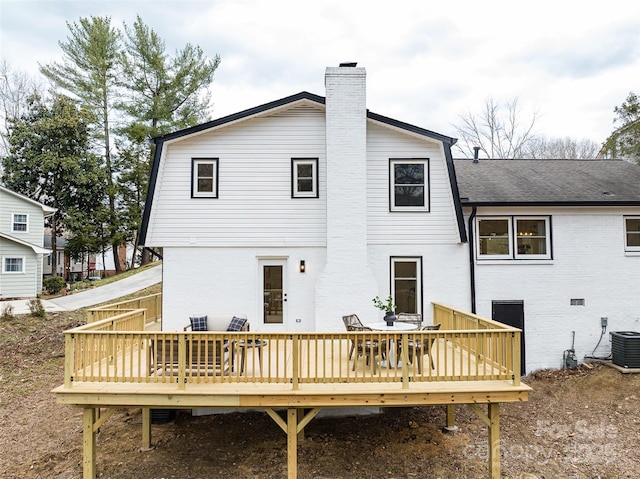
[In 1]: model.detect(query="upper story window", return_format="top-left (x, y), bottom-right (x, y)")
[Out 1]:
top-left (291, 158), bottom-right (318, 198)
top-left (477, 216), bottom-right (551, 260)
top-left (625, 217), bottom-right (640, 251)
top-left (390, 159), bottom-right (429, 212)
top-left (12, 213), bottom-right (28, 233)
top-left (3, 257), bottom-right (25, 273)
top-left (191, 158), bottom-right (218, 198)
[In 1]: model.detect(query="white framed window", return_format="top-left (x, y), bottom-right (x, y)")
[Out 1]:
top-left (477, 216), bottom-right (551, 260)
top-left (3, 257), bottom-right (25, 273)
top-left (390, 159), bottom-right (429, 212)
top-left (11, 213), bottom-right (28, 233)
top-left (478, 217), bottom-right (512, 258)
top-left (291, 158), bottom-right (318, 198)
top-left (625, 216), bottom-right (640, 252)
top-left (515, 217), bottom-right (550, 259)
top-left (391, 257), bottom-right (422, 315)
top-left (191, 158), bottom-right (218, 198)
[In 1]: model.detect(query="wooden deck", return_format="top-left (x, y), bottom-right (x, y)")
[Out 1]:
top-left (53, 297), bottom-right (530, 479)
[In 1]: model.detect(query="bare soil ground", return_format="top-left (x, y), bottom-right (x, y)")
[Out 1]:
top-left (1, 300), bottom-right (639, 479)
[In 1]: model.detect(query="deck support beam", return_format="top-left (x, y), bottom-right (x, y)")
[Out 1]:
top-left (488, 403), bottom-right (500, 479)
top-left (83, 408), bottom-right (97, 479)
top-left (141, 408), bottom-right (152, 450)
top-left (287, 409), bottom-right (297, 479)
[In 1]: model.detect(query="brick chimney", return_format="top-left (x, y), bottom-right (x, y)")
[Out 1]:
top-left (315, 63), bottom-right (378, 330)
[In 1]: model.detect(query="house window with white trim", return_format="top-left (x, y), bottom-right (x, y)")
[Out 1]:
top-left (625, 217), bottom-right (640, 251)
top-left (291, 158), bottom-right (318, 198)
top-left (477, 216), bottom-right (551, 260)
top-left (391, 257), bottom-right (422, 315)
top-left (390, 159), bottom-right (429, 211)
top-left (3, 257), bottom-right (25, 273)
top-left (11, 213), bottom-right (28, 232)
top-left (478, 218), bottom-right (512, 258)
top-left (191, 158), bottom-right (218, 198)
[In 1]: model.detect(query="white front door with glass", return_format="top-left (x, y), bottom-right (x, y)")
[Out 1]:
top-left (259, 259), bottom-right (288, 329)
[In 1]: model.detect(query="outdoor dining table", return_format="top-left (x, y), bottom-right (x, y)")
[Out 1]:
top-left (367, 321), bottom-right (419, 368)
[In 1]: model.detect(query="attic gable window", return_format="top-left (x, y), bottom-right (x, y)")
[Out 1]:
top-left (291, 158), bottom-right (318, 198)
top-left (11, 213), bottom-right (28, 233)
top-left (390, 159), bottom-right (430, 212)
top-left (191, 158), bottom-right (218, 198)
top-left (625, 217), bottom-right (640, 251)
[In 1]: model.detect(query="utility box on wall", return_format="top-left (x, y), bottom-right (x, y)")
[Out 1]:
top-left (610, 331), bottom-right (640, 368)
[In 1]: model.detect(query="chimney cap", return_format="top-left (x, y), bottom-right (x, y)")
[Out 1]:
top-left (339, 62), bottom-right (357, 67)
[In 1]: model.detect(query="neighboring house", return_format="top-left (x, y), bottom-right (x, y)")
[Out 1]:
top-left (140, 64), bottom-right (640, 373)
top-left (0, 185), bottom-right (55, 298)
top-left (43, 235), bottom-right (96, 282)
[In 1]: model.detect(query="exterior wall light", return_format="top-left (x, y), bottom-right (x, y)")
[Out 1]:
top-left (299, 260), bottom-right (306, 273)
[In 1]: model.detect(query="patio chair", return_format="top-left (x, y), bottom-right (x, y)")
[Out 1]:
top-left (342, 314), bottom-right (364, 329)
top-left (404, 323), bottom-right (441, 373)
top-left (346, 324), bottom-right (386, 374)
top-left (396, 312), bottom-right (422, 328)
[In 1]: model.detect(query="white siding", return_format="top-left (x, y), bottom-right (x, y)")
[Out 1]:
top-left (366, 122), bottom-right (461, 245)
top-left (146, 104), bottom-right (327, 247)
top-left (471, 206), bottom-right (640, 373)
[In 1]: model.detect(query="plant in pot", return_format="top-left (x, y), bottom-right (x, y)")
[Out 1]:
top-left (372, 295), bottom-right (397, 326)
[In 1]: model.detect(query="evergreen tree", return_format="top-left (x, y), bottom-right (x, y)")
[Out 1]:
top-left (601, 92), bottom-right (640, 164)
top-left (39, 16), bottom-right (126, 271)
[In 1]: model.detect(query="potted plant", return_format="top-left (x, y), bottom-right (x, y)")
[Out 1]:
top-left (372, 295), bottom-right (397, 326)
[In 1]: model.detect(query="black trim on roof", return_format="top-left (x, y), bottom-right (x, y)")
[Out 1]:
top-left (153, 92), bottom-right (326, 144)
top-left (366, 111), bottom-right (457, 145)
top-left (462, 200), bottom-right (640, 207)
top-left (444, 147), bottom-right (468, 243)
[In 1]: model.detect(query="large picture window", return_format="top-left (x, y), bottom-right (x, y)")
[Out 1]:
top-left (390, 159), bottom-right (429, 212)
top-left (3, 257), bottom-right (25, 273)
top-left (477, 216), bottom-right (551, 260)
top-left (11, 213), bottom-right (28, 233)
top-left (191, 158), bottom-right (218, 198)
top-left (391, 257), bottom-right (422, 315)
top-left (291, 158), bottom-right (318, 198)
top-left (625, 217), bottom-right (640, 251)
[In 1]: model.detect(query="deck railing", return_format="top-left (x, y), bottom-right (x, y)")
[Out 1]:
top-left (62, 301), bottom-right (521, 390)
top-left (86, 293), bottom-right (162, 324)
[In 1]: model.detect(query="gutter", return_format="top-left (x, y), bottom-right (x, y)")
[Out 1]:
top-left (468, 206), bottom-right (477, 314)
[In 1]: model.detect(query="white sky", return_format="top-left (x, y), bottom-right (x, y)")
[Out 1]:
top-left (1, 0), bottom-right (639, 146)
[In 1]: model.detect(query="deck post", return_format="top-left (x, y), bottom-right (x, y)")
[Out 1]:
top-left (141, 408), bottom-right (152, 450)
top-left (83, 407), bottom-right (97, 479)
top-left (444, 404), bottom-right (458, 433)
top-left (287, 408), bottom-right (298, 479)
top-left (488, 403), bottom-right (500, 479)
top-left (297, 409), bottom-right (305, 441)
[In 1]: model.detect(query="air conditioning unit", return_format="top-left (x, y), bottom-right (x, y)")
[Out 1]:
top-left (610, 331), bottom-right (640, 368)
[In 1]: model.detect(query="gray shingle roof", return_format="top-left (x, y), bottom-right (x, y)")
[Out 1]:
top-left (453, 159), bottom-right (640, 205)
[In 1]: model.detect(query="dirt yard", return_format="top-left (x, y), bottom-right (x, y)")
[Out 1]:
top-left (1, 302), bottom-right (639, 479)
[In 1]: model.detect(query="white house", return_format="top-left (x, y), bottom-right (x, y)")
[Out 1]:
top-left (140, 64), bottom-right (640, 373)
top-left (0, 185), bottom-right (54, 298)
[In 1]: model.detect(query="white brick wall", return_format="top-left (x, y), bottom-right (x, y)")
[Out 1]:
top-left (471, 207), bottom-right (640, 372)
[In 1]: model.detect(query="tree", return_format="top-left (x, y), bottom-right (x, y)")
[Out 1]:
top-left (39, 16), bottom-right (126, 272)
top-left (600, 92), bottom-right (640, 164)
top-left (0, 61), bottom-right (44, 162)
top-left (521, 136), bottom-right (600, 159)
top-left (453, 97), bottom-right (538, 159)
top-left (1, 93), bottom-right (107, 277)
top-left (119, 15), bottom-right (220, 263)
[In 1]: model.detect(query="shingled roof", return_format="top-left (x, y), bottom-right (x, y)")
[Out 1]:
top-left (453, 159), bottom-right (640, 206)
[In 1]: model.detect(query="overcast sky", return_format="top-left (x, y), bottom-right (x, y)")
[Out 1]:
top-left (1, 0), bottom-right (639, 147)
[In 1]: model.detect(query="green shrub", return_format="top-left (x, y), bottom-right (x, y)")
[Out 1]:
top-left (44, 276), bottom-right (67, 294)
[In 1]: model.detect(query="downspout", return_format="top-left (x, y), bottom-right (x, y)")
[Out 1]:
top-left (468, 206), bottom-right (477, 314)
